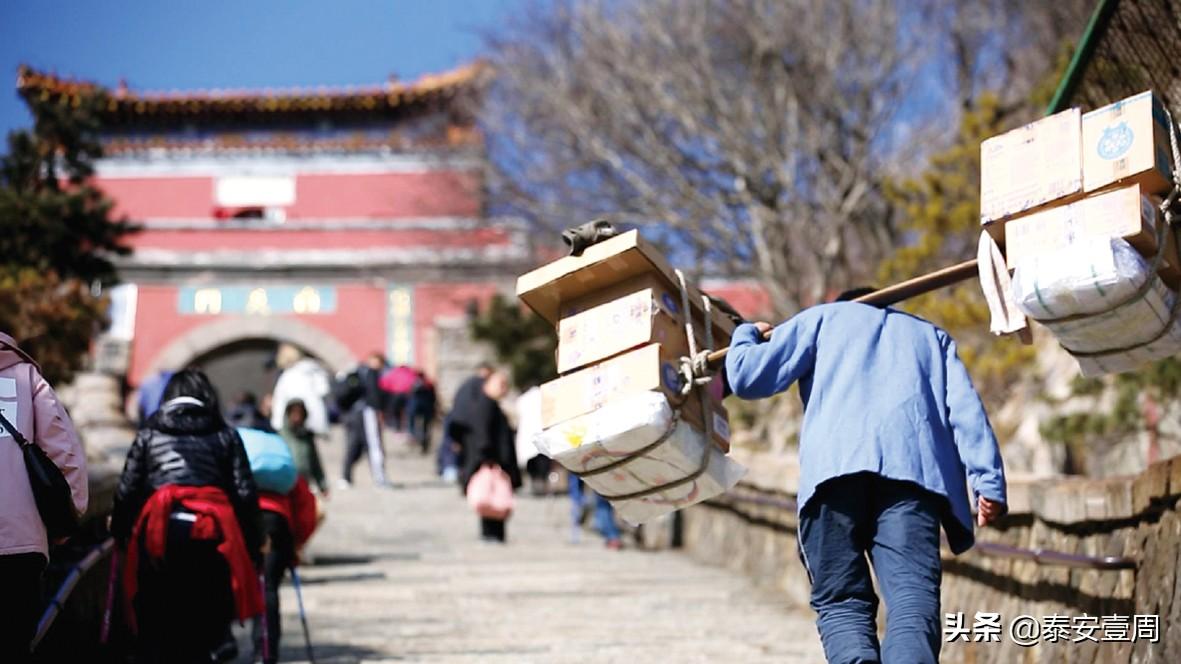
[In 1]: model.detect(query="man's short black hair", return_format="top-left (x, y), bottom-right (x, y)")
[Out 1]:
top-left (834, 287), bottom-right (878, 303)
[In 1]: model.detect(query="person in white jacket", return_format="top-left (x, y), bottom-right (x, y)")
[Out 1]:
top-left (270, 345), bottom-right (330, 436)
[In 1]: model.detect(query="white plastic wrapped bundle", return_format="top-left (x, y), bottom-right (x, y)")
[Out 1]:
top-left (1011, 238), bottom-right (1152, 320)
top-left (1011, 237), bottom-right (1181, 376)
top-left (1075, 322), bottom-right (1181, 376)
top-left (535, 392), bottom-right (747, 524)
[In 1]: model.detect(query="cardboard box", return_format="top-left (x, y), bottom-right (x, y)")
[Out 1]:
top-left (1005, 184), bottom-right (1180, 290)
top-left (556, 274), bottom-right (726, 374)
top-left (980, 108), bottom-right (1083, 225)
top-left (1005, 185), bottom-right (1154, 268)
top-left (539, 343), bottom-right (730, 451)
top-left (516, 230), bottom-right (736, 340)
top-left (1082, 91), bottom-right (1174, 195)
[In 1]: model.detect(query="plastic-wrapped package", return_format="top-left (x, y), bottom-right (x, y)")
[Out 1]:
top-left (535, 392), bottom-right (747, 524)
top-left (1043, 274), bottom-right (1176, 353)
top-left (1075, 320), bottom-right (1181, 376)
top-left (1011, 237), bottom-right (1153, 320)
top-left (1010, 236), bottom-right (1181, 376)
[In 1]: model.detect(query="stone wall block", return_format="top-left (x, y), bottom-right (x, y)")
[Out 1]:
top-left (1105, 481), bottom-right (1135, 520)
top-left (1169, 456), bottom-right (1181, 500)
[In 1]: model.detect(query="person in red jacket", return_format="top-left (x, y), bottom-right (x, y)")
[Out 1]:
top-left (253, 475), bottom-right (318, 664)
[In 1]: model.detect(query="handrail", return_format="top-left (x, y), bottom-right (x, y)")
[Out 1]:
top-left (715, 489), bottom-right (1137, 571)
top-left (972, 540), bottom-right (1134, 570)
top-left (31, 537), bottom-right (116, 650)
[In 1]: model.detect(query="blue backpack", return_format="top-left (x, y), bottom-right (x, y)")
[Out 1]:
top-left (237, 427), bottom-right (297, 494)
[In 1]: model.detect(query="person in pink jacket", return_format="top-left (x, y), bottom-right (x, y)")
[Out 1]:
top-left (0, 333), bottom-right (88, 662)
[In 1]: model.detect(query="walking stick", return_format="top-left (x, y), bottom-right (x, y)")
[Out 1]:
top-left (704, 259), bottom-right (979, 370)
top-left (290, 566), bottom-right (316, 664)
top-left (258, 573), bottom-right (271, 662)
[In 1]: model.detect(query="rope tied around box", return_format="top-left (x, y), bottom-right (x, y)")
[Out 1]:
top-left (1032, 104), bottom-right (1181, 365)
top-left (575, 269), bottom-right (720, 503)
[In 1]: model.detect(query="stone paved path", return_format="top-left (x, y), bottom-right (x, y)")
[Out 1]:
top-left (255, 435), bottom-right (823, 663)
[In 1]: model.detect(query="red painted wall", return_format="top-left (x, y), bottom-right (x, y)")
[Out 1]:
top-left (702, 280), bottom-right (774, 320)
top-left (100, 177), bottom-right (213, 219)
top-left (110, 163), bottom-right (498, 384)
top-left (98, 171), bottom-right (480, 220)
top-left (412, 282), bottom-right (501, 377)
top-left (291, 172), bottom-right (479, 218)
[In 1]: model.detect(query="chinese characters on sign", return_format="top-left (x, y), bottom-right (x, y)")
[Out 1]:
top-left (944, 612), bottom-right (1159, 647)
top-left (387, 286), bottom-right (414, 366)
top-left (180, 286), bottom-right (336, 315)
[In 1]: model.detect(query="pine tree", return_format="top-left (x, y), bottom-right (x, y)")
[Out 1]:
top-left (0, 71), bottom-right (136, 383)
top-left (878, 94), bottom-right (1036, 409)
top-left (469, 294), bottom-right (557, 390)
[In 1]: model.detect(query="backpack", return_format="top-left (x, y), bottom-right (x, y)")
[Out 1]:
top-left (331, 371), bottom-right (364, 412)
top-left (237, 427), bottom-right (297, 494)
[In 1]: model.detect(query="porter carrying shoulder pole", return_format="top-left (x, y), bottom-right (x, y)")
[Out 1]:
top-left (704, 259), bottom-right (979, 369)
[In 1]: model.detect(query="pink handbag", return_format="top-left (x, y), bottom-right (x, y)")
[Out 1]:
top-left (467, 464), bottom-right (514, 519)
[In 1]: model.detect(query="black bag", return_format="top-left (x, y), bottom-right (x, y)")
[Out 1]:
top-left (0, 408), bottom-right (78, 541)
top-left (331, 371), bottom-right (364, 412)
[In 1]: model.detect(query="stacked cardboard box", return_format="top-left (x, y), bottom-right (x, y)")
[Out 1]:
top-left (982, 90), bottom-right (1180, 375)
top-left (516, 230), bottom-right (745, 521)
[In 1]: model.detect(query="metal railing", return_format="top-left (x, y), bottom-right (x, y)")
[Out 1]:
top-left (716, 489), bottom-right (1138, 571)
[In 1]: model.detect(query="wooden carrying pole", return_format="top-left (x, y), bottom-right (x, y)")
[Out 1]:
top-left (704, 258), bottom-right (980, 368)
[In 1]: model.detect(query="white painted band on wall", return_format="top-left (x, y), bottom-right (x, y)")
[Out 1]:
top-left (214, 176), bottom-right (296, 207)
top-left (94, 152), bottom-right (482, 178)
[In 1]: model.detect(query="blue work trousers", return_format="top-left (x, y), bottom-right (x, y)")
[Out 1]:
top-left (569, 476), bottom-right (621, 542)
top-left (798, 472), bottom-right (944, 664)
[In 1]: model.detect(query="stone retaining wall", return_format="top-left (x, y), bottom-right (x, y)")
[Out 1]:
top-left (679, 453), bottom-right (1181, 663)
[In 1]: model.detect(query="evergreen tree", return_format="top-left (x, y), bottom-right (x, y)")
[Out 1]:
top-left (0, 70), bottom-right (136, 383)
top-left (469, 294), bottom-right (557, 390)
top-left (878, 94), bottom-right (1036, 410)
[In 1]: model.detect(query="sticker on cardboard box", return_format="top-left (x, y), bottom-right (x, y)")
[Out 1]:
top-left (660, 292), bottom-right (681, 315)
top-left (1097, 122), bottom-right (1135, 160)
top-left (712, 412), bottom-right (731, 443)
top-left (661, 362), bottom-right (684, 393)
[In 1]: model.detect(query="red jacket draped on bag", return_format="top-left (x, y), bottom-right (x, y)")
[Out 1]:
top-left (123, 484), bottom-right (263, 629)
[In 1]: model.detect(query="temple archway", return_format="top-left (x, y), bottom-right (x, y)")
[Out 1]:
top-left (144, 316), bottom-right (355, 380)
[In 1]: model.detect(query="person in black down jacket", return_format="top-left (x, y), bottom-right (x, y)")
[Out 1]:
top-left (110, 369), bottom-right (263, 664)
top-left (456, 370), bottom-right (521, 543)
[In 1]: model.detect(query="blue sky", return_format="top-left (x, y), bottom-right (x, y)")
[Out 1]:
top-left (0, 1), bottom-right (521, 136)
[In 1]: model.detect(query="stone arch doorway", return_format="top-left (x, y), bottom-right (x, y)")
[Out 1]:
top-left (191, 338), bottom-right (284, 410)
top-left (144, 317), bottom-right (356, 403)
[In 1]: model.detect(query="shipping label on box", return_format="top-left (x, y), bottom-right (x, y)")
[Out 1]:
top-left (980, 108), bottom-right (1082, 224)
top-left (1005, 184), bottom-right (1157, 269)
top-left (557, 275), bottom-right (713, 374)
top-left (1082, 90), bottom-right (1174, 195)
top-left (539, 342), bottom-right (729, 449)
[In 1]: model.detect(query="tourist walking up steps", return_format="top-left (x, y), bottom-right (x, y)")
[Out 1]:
top-left (440, 362), bottom-right (492, 483)
top-left (270, 344), bottom-right (331, 437)
top-left (456, 370), bottom-right (521, 543)
top-left (407, 370), bottom-right (437, 455)
top-left (341, 352), bottom-right (390, 488)
top-left (568, 476), bottom-right (622, 549)
top-left (0, 333), bottom-right (88, 664)
top-left (110, 369), bottom-right (264, 664)
top-left (280, 398), bottom-right (329, 495)
top-left (725, 289), bottom-right (1007, 664)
